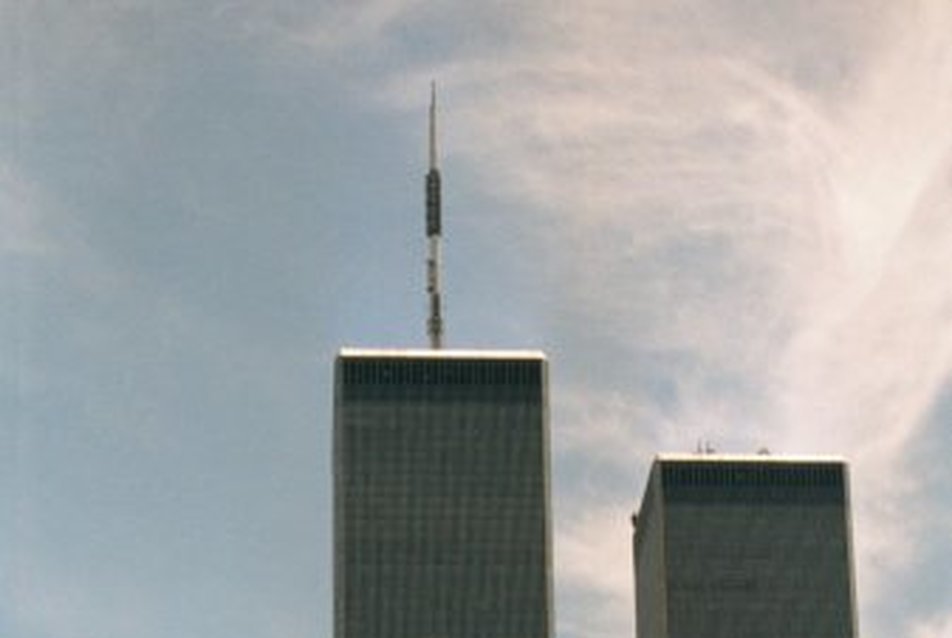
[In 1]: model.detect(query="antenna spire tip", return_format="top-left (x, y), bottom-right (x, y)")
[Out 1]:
top-left (428, 81), bottom-right (438, 171)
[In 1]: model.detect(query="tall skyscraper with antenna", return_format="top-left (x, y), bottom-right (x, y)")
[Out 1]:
top-left (333, 86), bottom-right (553, 638)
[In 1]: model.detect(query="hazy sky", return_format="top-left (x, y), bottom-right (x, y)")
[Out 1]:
top-left (3, 2), bottom-right (952, 637)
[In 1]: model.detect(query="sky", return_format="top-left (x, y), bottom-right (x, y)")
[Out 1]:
top-left (3, 1), bottom-right (952, 637)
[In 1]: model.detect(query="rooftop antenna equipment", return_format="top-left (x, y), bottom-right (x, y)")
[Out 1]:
top-left (425, 82), bottom-right (443, 348)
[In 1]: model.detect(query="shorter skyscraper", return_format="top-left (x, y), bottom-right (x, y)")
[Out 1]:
top-left (633, 454), bottom-right (858, 638)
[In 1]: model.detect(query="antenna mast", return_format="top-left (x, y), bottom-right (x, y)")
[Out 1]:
top-left (425, 82), bottom-right (443, 349)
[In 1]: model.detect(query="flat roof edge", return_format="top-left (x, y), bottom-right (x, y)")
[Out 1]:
top-left (654, 452), bottom-right (849, 464)
top-left (338, 347), bottom-right (547, 360)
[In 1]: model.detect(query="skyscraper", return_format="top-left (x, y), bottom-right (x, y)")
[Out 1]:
top-left (633, 454), bottom-right (858, 638)
top-left (333, 349), bottom-right (553, 638)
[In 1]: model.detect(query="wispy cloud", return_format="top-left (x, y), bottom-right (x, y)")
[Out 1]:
top-left (0, 165), bottom-right (52, 258)
top-left (333, 2), bottom-right (952, 636)
top-left (189, 1), bottom-right (952, 636)
top-left (291, 0), bottom-right (428, 53)
top-left (554, 503), bottom-right (636, 638)
top-left (912, 611), bottom-right (952, 638)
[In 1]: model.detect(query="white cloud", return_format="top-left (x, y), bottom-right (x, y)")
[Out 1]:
top-left (412, 3), bottom-right (952, 636)
top-left (911, 611), bottom-right (952, 638)
top-left (236, 1), bottom-right (952, 636)
top-left (553, 502), bottom-right (635, 638)
top-left (0, 165), bottom-right (53, 258)
top-left (278, 0), bottom-right (429, 56)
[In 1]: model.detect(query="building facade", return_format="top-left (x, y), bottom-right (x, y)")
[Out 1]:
top-left (633, 455), bottom-right (858, 638)
top-left (334, 349), bottom-right (553, 638)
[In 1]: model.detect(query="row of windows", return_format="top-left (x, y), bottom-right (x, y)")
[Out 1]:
top-left (339, 358), bottom-right (543, 387)
top-left (339, 561), bottom-right (550, 638)
top-left (343, 545), bottom-right (545, 564)
top-left (340, 386), bottom-right (541, 404)
top-left (342, 605), bottom-right (546, 638)
top-left (662, 462), bottom-right (844, 490)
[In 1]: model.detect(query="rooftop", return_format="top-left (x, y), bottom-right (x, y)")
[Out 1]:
top-left (338, 347), bottom-right (546, 360)
top-left (654, 452), bottom-right (848, 465)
